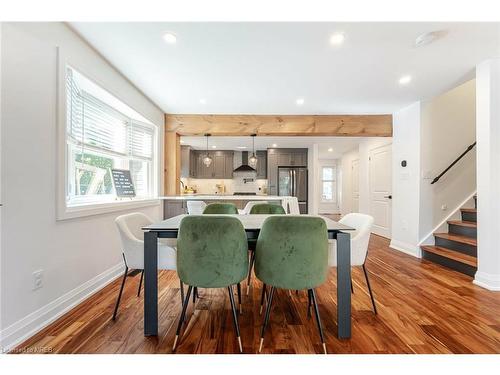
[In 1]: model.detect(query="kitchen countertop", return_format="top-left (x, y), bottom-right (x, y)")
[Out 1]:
top-left (159, 195), bottom-right (290, 201)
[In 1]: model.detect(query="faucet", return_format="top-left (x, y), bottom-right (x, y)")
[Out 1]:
top-left (180, 180), bottom-right (185, 193)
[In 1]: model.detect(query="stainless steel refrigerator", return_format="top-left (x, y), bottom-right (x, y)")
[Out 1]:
top-left (278, 167), bottom-right (308, 213)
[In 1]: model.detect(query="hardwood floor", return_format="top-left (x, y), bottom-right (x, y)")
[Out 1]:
top-left (15, 235), bottom-right (500, 354)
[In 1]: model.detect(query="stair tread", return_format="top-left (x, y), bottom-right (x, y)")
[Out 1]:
top-left (421, 245), bottom-right (477, 267)
top-left (460, 208), bottom-right (476, 213)
top-left (447, 220), bottom-right (477, 228)
top-left (434, 232), bottom-right (477, 246)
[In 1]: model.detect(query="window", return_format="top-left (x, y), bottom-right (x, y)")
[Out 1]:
top-left (65, 67), bottom-right (157, 208)
top-left (321, 166), bottom-right (337, 202)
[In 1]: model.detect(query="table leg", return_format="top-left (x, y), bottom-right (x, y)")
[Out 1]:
top-left (144, 231), bottom-right (158, 336)
top-left (336, 231), bottom-right (351, 339)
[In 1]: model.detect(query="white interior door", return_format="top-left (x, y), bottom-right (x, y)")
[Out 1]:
top-left (351, 159), bottom-right (359, 213)
top-left (369, 144), bottom-right (392, 238)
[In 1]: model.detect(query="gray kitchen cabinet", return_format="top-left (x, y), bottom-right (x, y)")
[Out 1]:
top-left (164, 200), bottom-right (187, 219)
top-left (256, 150), bottom-right (267, 179)
top-left (267, 148), bottom-right (307, 195)
top-left (189, 150), bottom-right (234, 179)
top-left (180, 146), bottom-right (191, 178)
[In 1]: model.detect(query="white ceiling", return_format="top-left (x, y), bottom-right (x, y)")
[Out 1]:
top-left (181, 136), bottom-right (366, 159)
top-left (70, 22), bottom-right (499, 114)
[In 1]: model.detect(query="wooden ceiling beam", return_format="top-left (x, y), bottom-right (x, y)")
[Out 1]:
top-left (165, 114), bottom-right (392, 137)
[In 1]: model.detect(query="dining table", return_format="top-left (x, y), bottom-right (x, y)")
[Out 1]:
top-left (142, 214), bottom-right (354, 339)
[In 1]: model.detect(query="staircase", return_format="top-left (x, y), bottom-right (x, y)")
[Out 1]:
top-left (421, 196), bottom-right (477, 277)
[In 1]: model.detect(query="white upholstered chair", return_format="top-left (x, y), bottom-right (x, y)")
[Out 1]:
top-left (113, 212), bottom-right (180, 320)
top-left (187, 201), bottom-right (207, 215)
top-left (328, 213), bottom-right (377, 313)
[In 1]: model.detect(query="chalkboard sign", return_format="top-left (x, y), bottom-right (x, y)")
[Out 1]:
top-left (111, 169), bottom-right (136, 197)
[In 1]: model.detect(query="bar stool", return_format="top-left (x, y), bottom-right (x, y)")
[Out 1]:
top-left (173, 216), bottom-right (249, 353)
top-left (255, 216), bottom-right (329, 354)
top-left (245, 203), bottom-right (286, 295)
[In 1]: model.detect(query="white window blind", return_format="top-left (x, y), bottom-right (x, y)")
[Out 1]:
top-left (67, 68), bottom-right (154, 160)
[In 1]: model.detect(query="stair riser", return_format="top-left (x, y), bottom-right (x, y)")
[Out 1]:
top-left (434, 237), bottom-right (477, 257)
top-left (461, 211), bottom-right (477, 222)
top-left (448, 224), bottom-right (477, 238)
top-left (422, 250), bottom-right (477, 277)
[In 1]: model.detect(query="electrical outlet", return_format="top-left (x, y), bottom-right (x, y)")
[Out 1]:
top-left (33, 270), bottom-right (43, 290)
top-left (441, 204), bottom-right (447, 211)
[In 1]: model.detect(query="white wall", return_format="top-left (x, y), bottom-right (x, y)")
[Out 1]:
top-left (419, 80), bottom-right (476, 243)
top-left (0, 22), bottom-right (165, 349)
top-left (390, 102), bottom-right (421, 257)
top-left (308, 144), bottom-right (319, 215)
top-left (474, 59), bottom-right (500, 291)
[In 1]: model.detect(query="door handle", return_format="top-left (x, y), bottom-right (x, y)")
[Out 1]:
top-left (384, 195), bottom-right (392, 199)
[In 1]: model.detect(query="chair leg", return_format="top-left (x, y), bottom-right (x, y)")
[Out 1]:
top-left (351, 277), bottom-right (354, 294)
top-left (227, 286), bottom-right (243, 353)
top-left (173, 285), bottom-right (193, 351)
top-left (137, 270), bottom-right (144, 297)
top-left (363, 264), bottom-right (377, 314)
top-left (259, 286), bottom-right (275, 353)
top-left (179, 280), bottom-right (185, 305)
top-left (310, 289), bottom-right (327, 354)
top-left (112, 266), bottom-right (128, 320)
top-left (307, 289), bottom-right (312, 319)
top-left (259, 283), bottom-right (267, 315)
top-left (236, 283), bottom-right (242, 315)
top-left (193, 287), bottom-right (197, 304)
top-left (246, 251), bottom-right (255, 296)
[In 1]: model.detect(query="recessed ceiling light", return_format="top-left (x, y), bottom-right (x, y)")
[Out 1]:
top-left (162, 32), bottom-right (177, 44)
top-left (330, 32), bottom-right (345, 45)
top-left (272, 143), bottom-right (277, 147)
top-left (199, 98), bottom-right (207, 104)
top-left (211, 145), bottom-right (217, 149)
top-left (399, 75), bottom-right (412, 85)
top-left (328, 148), bottom-right (333, 152)
top-left (237, 146), bottom-right (247, 149)
top-left (296, 98), bottom-right (305, 106)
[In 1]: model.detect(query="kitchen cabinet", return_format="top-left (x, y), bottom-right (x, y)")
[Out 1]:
top-left (164, 200), bottom-right (187, 219)
top-left (256, 151), bottom-right (267, 179)
top-left (267, 148), bottom-right (308, 195)
top-left (189, 150), bottom-right (234, 179)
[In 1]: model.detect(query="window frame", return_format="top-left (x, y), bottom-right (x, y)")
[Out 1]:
top-left (320, 165), bottom-right (337, 203)
top-left (56, 49), bottom-right (161, 220)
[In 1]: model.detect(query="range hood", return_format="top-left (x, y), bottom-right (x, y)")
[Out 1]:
top-left (233, 151), bottom-right (256, 173)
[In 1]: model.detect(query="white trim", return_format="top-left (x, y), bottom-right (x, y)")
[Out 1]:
top-left (474, 271), bottom-right (500, 291)
top-left (389, 239), bottom-right (421, 258)
top-left (59, 198), bottom-right (161, 220)
top-left (418, 190), bottom-right (477, 246)
top-left (0, 263), bottom-right (124, 353)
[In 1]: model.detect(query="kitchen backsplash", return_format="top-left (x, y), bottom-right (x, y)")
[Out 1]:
top-left (181, 176), bottom-right (268, 195)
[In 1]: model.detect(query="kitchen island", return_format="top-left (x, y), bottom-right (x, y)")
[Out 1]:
top-left (160, 195), bottom-right (298, 218)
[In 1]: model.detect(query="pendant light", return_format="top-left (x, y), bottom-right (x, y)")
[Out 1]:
top-left (202, 133), bottom-right (213, 167)
top-left (248, 134), bottom-right (258, 168)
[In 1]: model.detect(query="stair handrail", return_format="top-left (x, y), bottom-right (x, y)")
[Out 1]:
top-left (431, 142), bottom-right (476, 184)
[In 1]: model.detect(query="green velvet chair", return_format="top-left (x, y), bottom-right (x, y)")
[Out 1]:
top-left (249, 203), bottom-right (286, 215)
top-left (245, 203), bottom-right (286, 295)
top-left (173, 216), bottom-right (248, 353)
top-left (202, 202), bottom-right (238, 214)
top-left (255, 216), bottom-right (329, 354)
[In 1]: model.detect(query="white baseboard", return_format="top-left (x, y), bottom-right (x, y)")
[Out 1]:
top-left (389, 239), bottom-right (422, 258)
top-left (473, 271), bottom-right (500, 291)
top-left (0, 262), bottom-right (124, 352)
